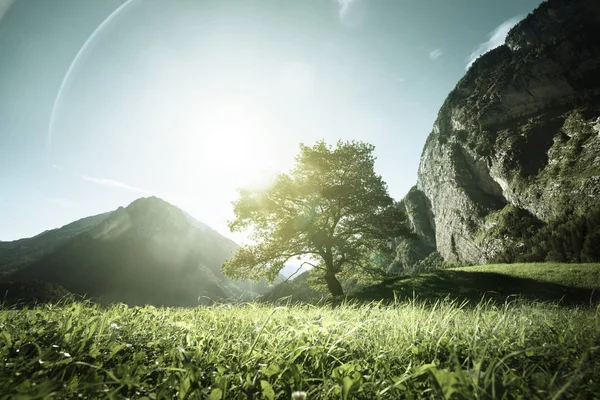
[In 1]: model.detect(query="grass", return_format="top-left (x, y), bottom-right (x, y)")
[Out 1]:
top-left (354, 263), bottom-right (600, 305)
top-left (1, 263), bottom-right (600, 399)
top-left (1, 299), bottom-right (599, 399)
top-left (453, 263), bottom-right (600, 290)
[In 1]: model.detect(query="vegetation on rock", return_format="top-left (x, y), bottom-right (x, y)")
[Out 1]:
top-left (411, 0), bottom-right (600, 264)
top-left (490, 206), bottom-right (600, 264)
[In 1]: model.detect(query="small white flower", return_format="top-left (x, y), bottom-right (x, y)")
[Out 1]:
top-left (292, 391), bottom-right (307, 400)
top-left (110, 323), bottom-right (121, 330)
top-left (63, 352), bottom-right (71, 358)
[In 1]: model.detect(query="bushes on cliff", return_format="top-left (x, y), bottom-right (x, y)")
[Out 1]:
top-left (484, 205), bottom-right (544, 242)
top-left (542, 207), bottom-right (600, 262)
top-left (492, 206), bottom-right (600, 263)
top-left (389, 251), bottom-right (453, 276)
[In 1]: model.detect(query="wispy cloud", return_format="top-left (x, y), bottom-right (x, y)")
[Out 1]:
top-left (465, 15), bottom-right (523, 70)
top-left (429, 48), bottom-right (443, 61)
top-left (82, 175), bottom-right (151, 195)
top-left (81, 174), bottom-right (184, 204)
top-left (52, 164), bottom-right (64, 171)
top-left (45, 197), bottom-right (77, 208)
top-left (0, 0), bottom-right (15, 23)
top-left (336, 0), bottom-right (355, 20)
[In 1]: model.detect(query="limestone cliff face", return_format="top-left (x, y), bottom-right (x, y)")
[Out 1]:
top-left (392, 187), bottom-right (436, 269)
top-left (413, 0), bottom-right (600, 264)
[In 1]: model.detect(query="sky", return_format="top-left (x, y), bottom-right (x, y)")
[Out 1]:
top-left (0, 0), bottom-right (543, 242)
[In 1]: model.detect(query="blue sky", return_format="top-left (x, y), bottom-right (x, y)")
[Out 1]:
top-left (0, 0), bottom-right (543, 242)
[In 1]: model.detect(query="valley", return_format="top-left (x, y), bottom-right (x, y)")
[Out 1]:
top-left (1, 0), bottom-right (599, 398)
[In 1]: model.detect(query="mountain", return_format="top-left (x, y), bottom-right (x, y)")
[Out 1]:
top-left (399, 0), bottom-right (600, 266)
top-left (0, 280), bottom-right (76, 308)
top-left (0, 212), bottom-right (111, 275)
top-left (4, 197), bottom-right (274, 306)
top-left (258, 271), bottom-right (325, 303)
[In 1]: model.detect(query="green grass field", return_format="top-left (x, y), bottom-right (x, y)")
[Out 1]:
top-left (453, 263), bottom-right (600, 289)
top-left (1, 263), bottom-right (600, 399)
top-left (354, 263), bottom-right (600, 306)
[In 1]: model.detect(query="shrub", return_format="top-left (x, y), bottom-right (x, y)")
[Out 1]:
top-left (390, 252), bottom-right (452, 276)
top-left (491, 206), bottom-right (600, 263)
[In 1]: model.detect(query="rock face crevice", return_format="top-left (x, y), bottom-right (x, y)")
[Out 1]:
top-left (406, 0), bottom-right (600, 264)
top-left (402, 186), bottom-right (436, 250)
top-left (390, 187), bottom-right (437, 270)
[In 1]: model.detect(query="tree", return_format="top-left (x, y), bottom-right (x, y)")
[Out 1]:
top-left (222, 140), bottom-right (413, 297)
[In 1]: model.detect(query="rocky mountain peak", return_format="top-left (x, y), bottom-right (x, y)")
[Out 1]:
top-left (401, 0), bottom-right (600, 265)
top-left (91, 197), bottom-right (195, 241)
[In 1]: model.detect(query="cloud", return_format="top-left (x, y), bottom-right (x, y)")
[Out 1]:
top-left (429, 48), bottom-right (443, 61)
top-left (336, 0), bottom-right (366, 26)
top-left (336, 0), bottom-right (355, 20)
top-left (45, 197), bottom-right (77, 208)
top-left (81, 175), bottom-right (184, 204)
top-left (0, 0), bottom-right (15, 23)
top-left (82, 175), bottom-right (151, 195)
top-left (465, 15), bottom-right (523, 70)
top-left (52, 164), bottom-right (64, 171)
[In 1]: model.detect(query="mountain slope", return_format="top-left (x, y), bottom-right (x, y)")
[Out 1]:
top-left (7, 197), bottom-right (272, 306)
top-left (353, 263), bottom-right (600, 305)
top-left (402, 0), bottom-right (600, 265)
top-left (0, 212), bottom-right (111, 275)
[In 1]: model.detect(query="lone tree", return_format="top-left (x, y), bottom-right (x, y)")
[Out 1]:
top-left (223, 140), bottom-right (412, 296)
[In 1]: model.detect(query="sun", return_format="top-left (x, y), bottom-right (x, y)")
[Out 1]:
top-left (176, 95), bottom-right (278, 190)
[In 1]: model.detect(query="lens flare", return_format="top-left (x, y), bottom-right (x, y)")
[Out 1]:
top-left (47, 0), bottom-right (141, 162)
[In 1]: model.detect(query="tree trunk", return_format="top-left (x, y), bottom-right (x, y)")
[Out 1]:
top-left (322, 248), bottom-right (344, 297)
top-left (324, 272), bottom-right (344, 297)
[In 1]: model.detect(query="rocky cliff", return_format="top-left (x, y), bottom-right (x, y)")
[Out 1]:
top-left (404, 0), bottom-right (600, 264)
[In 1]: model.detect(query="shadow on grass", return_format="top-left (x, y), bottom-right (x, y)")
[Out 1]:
top-left (351, 270), bottom-right (600, 306)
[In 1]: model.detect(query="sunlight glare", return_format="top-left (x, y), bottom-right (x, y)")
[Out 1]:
top-left (177, 95), bottom-right (277, 190)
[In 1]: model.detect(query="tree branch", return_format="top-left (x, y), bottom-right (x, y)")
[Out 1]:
top-left (281, 264), bottom-right (306, 283)
top-left (301, 261), bottom-right (325, 271)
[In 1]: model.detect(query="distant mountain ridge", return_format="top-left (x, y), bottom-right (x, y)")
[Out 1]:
top-left (0, 212), bottom-right (111, 275)
top-left (2, 197), bottom-right (275, 306)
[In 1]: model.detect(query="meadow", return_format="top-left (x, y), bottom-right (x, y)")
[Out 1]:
top-left (1, 264), bottom-right (600, 399)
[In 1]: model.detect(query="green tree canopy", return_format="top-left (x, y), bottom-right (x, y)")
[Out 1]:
top-left (223, 140), bottom-right (412, 296)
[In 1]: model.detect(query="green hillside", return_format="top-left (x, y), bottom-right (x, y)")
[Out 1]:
top-left (0, 213), bottom-right (111, 275)
top-left (453, 263), bottom-right (600, 289)
top-left (353, 263), bottom-right (600, 305)
top-left (5, 198), bottom-right (275, 306)
top-left (262, 263), bottom-right (600, 305)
